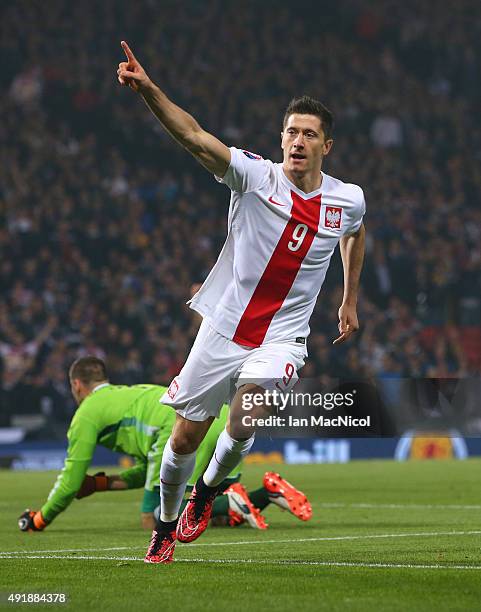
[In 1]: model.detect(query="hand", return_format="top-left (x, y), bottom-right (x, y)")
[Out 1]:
top-left (76, 472), bottom-right (109, 499)
top-left (333, 303), bottom-right (359, 345)
top-left (117, 41), bottom-right (151, 93)
top-left (18, 510), bottom-right (47, 532)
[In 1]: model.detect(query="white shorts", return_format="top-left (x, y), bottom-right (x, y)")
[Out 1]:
top-left (161, 320), bottom-right (307, 421)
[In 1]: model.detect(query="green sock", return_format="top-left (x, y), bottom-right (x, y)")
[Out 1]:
top-left (212, 495), bottom-right (229, 517)
top-left (247, 487), bottom-right (271, 511)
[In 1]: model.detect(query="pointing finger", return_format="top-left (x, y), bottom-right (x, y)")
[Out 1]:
top-left (121, 40), bottom-right (136, 63)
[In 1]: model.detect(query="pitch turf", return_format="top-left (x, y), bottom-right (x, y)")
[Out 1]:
top-left (1, 459), bottom-right (481, 611)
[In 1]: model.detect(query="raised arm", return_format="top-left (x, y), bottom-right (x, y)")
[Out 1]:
top-left (117, 41), bottom-right (230, 177)
top-left (333, 223), bottom-right (366, 345)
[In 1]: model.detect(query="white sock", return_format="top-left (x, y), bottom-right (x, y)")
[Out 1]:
top-left (159, 437), bottom-right (196, 522)
top-left (203, 429), bottom-right (255, 487)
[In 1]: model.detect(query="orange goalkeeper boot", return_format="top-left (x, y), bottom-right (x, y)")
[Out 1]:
top-left (224, 483), bottom-right (268, 529)
top-left (263, 472), bottom-right (312, 521)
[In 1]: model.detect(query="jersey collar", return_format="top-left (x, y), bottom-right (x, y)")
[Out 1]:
top-left (280, 165), bottom-right (324, 199)
top-left (92, 383), bottom-right (110, 393)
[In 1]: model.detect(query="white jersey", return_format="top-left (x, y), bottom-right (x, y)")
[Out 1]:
top-left (189, 147), bottom-right (366, 348)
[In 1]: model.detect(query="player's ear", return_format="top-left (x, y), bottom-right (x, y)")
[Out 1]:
top-left (323, 139), bottom-right (334, 156)
top-left (72, 378), bottom-right (82, 394)
top-left (280, 131), bottom-right (284, 149)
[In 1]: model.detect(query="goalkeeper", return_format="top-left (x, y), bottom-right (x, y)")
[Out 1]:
top-left (18, 356), bottom-right (311, 532)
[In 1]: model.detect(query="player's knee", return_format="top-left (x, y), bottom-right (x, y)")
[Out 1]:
top-left (170, 431), bottom-right (199, 454)
top-left (229, 384), bottom-right (269, 438)
top-left (171, 415), bottom-right (212, 454)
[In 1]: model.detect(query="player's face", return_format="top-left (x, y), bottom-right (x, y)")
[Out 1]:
top-left (281, 114), bottom-right (333, 175)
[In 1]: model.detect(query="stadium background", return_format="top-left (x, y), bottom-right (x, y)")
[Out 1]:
top-left (0, 0), bottom-right (480, 443)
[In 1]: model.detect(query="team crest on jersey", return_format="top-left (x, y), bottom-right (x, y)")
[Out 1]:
top-left (242, 150), bottom-right (262, 160)
top-left (324, 206), bottom-right (342, 229)
top-left (167, 379), bottom-right (179, 400)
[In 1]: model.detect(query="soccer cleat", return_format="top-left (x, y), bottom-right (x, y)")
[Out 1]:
top-left (227, 509), bottom-right (244, 527)
top-left (177, 479), bottom-right (219, 543)
top-left (224, 483), bottom-right (268, 529)
top-left (144, 526), bottom-right (177, 564)
top-left (263, 472), bottom-right (312, 521)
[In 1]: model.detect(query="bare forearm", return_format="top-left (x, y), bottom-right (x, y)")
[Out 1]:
top-left (140, 81), bottom-right (229, 175)
top-left (140, 82), bottom-right (202, 150)
top-left (340, 224), bottom-right (365, 305)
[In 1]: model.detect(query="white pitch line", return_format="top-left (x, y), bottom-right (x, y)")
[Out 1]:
top-left (1, 554), bottom-right (481, 571)
top-left (1, 530), bottom-right (481, 557)
top-left (0, 546), bottom-right (135, 555)
top-left (5, 501), bottom-right (481, 510)
top-left (318, 502), bottom-right (481, 511)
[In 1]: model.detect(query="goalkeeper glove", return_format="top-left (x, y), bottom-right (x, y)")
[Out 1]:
top-left (18, 510), bottom-right (48, 532)
top-left (76, 472), bottom-right (109, 499)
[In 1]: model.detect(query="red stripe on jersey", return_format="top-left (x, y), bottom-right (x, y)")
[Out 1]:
top-left (233, 190), bottom-right (321, 347)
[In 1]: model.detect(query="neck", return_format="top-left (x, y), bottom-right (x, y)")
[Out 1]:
top-left (282, 166), bottom-right (323, 194)
top-left (78, 381), bottom-right (109, 405)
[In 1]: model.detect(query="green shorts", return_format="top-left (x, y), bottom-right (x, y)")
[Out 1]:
top-left (144, 436), bottom-right (164, 493)
top-left (142, 488), bottom-right (160, 513)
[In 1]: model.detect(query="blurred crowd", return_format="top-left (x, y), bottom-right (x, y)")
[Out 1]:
top-left (1, 0), bottom-right (480, 428)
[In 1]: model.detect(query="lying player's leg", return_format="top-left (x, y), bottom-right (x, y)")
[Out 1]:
top-left (153, 478), bottom-right (268, 530)
top-left (222, 482), bottom-right (268, 529)
top-left (210, 471), bottom-right (312, 529)
top-left (262, 472), bottom-right (312, 521)
top-left (148, 462), bottom-right (311, 533)
top-left (221, 473), bottom-right (312, 527)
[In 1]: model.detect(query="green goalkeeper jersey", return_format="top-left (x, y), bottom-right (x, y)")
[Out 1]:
top-left (41, 383), bottom-right (232, 522)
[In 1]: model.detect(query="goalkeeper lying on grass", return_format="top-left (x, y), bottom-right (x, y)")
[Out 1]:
top-left (18, 356), bottom-right (311, 532)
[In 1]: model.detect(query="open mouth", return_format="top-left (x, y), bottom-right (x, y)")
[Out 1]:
top-left (290, 153), bottom-right (306, 161)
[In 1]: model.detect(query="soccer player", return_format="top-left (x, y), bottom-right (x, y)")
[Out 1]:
top-left (117, 41), bottom-right (365, 564)
top-left (18, 356), bottom-right (311, 532)
top-left (17, 356), bottom-right (236, 532)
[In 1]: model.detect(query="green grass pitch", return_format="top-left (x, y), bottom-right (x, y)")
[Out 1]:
top-left (1, 459), bottom-right (481, 611)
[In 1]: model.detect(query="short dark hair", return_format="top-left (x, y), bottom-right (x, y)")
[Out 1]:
top-left (283, 96), bottom-right (334, 140)
top-left (69, 356), bottom-right (108, 385)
